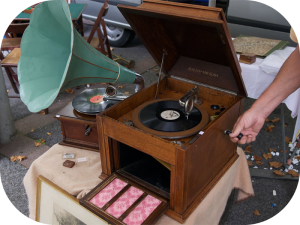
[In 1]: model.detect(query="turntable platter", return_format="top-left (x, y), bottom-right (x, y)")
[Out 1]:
top-left (72, 88), bottom-right (124, 115)
top-left (132, 99), bottom-right (209, 139)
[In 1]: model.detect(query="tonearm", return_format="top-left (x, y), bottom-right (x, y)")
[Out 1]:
top-left (179, 86), bottom-right (202, 118)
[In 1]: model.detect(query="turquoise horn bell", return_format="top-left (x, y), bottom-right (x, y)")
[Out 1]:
top-left (18, 0), bottom-right (136, 112)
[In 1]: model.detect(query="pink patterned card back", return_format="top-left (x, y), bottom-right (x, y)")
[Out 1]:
top-left (105, 186), bottom-right (144, 218)
top-left (89, 178), bottom-right (127, 208)
top-left (123, 195), bottom-right (162, 225)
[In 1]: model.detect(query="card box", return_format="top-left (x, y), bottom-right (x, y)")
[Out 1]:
top-left (80, 173), bottom-right (169, 225)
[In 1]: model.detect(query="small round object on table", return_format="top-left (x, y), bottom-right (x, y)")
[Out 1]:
top-left (210, 105), bottom-right (220, 110)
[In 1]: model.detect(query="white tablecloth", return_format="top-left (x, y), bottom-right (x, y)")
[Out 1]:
top-left (24, 144), bottom-right (254, 224)
top-left (238, 46), bottom-right (300, 118)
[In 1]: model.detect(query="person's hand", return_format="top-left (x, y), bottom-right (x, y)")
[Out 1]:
top-left (229, 109), bottom-right (266, 144)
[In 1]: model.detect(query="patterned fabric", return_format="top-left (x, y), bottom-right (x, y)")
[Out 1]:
top-left (89, 178), bottom-right (127, 208)
top-left (106, 186), bottom-right (144, 218)
top-left (123, 195), bottom-right (162, 225)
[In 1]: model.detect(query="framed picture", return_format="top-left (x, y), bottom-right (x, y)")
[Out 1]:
top-left (36, 175), bottom-right (107, 225)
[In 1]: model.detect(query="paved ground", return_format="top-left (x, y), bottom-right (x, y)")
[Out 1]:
top-left (0, 21), bottom-right (299, 224)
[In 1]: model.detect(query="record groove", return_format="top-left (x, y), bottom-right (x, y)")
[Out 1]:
top-left (132, 99), bottom-right (209, 139)
top-left (139, 101), bottom-right (202, 132)
top-left (72, 88), bottom-right (124, 115)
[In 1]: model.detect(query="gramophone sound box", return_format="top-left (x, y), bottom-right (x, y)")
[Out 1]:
top-left (93, 0), bottom-right (247, 223)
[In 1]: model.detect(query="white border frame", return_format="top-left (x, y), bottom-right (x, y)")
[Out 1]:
top-left (36, 175), bottom-right (107, 225)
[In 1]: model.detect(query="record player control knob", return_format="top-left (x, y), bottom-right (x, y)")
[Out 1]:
top-left (224, 130), bottom-right (243, 140)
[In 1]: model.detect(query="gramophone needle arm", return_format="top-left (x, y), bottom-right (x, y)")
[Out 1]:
top-left (133, 73), bottom-right (145, 93)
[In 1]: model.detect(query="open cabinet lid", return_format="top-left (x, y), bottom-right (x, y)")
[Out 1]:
top-left (118, 0), bottom-right (247, 96)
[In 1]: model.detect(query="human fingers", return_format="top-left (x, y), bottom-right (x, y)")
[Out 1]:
top-left (237, 135), bottom-right (248, 145)
top-left (230, 137), bottom-right (239, 143)
top-left (230, 120), bottom-right (245, 138)
top-left (246, 135), bottom-right (253, 144)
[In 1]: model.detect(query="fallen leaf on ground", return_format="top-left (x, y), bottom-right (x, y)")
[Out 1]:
top-left (271, 118), bottom-right (280, 123)
top-left (110, 47), bottom-right (114, 51)
top-left (256, 161), bottom-right (263, 165)
top-left (47, 132), bottom-right (51, 136)
top-left (7, 90), bottom-right (9, 93)
top-left (273, 170), bottom-right (285, 176)
top-left (254, 209), bottom-right (260, 216)
top-left (269, 161), bottom-right (283, 168)
top-left (10, 156), bottom-right (26, 162)
top-left (269, 148), bottom-right (276, 152)
top-left (247, 161), bottom-right (253, 166)
top-left (263, 153), bottom-right (272, 160)
top-left (125, 92), bottom-right (129, 94)
top-left (118, 85), bottom-right (124, 89)
top-left (285, 136), bottom-right (292, 143)
top-left (270, 125), bottom-right (275, 128)
top-left (265, 125), bottom-right (273, 132)
top-left (40, 111), bottom-right (45, 115)
top-left (295, 156), bottom-right (300, 160)
top-left (31, 129), bottom-right (34, 132)
top-left (153, 69), bottom-right (158, 71)
top-left (288, 170), bottom-right (299, 177)
top-left (254, 155), bottom-right (262, 161)
top-left (265, 118), bottom-right (270, 122)
top-left (34, 138), bottom-right (45, 147)
top-left (280, 150), bottom-right (288, 153)
top-left (285, 124), bottom-right (288, 127)
top-left (244, 145), bottom-right (252, 153)
top-left (65, 88), bottom-right (74, 94)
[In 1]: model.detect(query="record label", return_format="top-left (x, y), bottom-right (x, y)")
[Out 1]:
top-left (90, 95), bottom-right (104, 103)
top-left (160, 110), bottom-right (180, 120)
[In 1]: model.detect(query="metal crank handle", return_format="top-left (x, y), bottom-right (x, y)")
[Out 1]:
top-left (85, 126), bottom-right (92, 136)
top-left (224, 130), bottom-right (243, 140)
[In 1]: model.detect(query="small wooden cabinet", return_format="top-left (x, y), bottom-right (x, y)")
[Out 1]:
top-left (55, 103), bottom-right (99, 152)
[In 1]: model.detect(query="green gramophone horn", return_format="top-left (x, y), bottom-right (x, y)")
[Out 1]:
top-left (18, 0), bottom-right (142, 112)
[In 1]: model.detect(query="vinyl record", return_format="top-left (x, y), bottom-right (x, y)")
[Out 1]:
top-left (72, 88), bottom-right (124, 115)
top-left (139, 100), bottom-right (201, 132)
top-left (132, 99), bottom-right (209, 139)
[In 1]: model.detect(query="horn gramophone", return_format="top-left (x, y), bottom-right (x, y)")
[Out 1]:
top-left (18, 0), bottom-right (144, 113)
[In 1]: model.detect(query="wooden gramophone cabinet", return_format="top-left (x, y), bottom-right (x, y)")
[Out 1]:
top-left (96, 0), bottom-right (247, 223)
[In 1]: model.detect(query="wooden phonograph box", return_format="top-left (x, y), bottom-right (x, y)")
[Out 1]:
top-left (95, 0), bottom-right (247, 223)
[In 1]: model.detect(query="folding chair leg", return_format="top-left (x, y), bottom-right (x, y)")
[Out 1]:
top-left (9, 67), bottom-right (19, 84)
top-left (3, 67), bottom-right (19, 94)
top-left (101, 19), bottom-right (112, 59)
top-left (96, 28), bottom-right (106, 55)
top-left (44, 108), bottom-right (49, 114)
